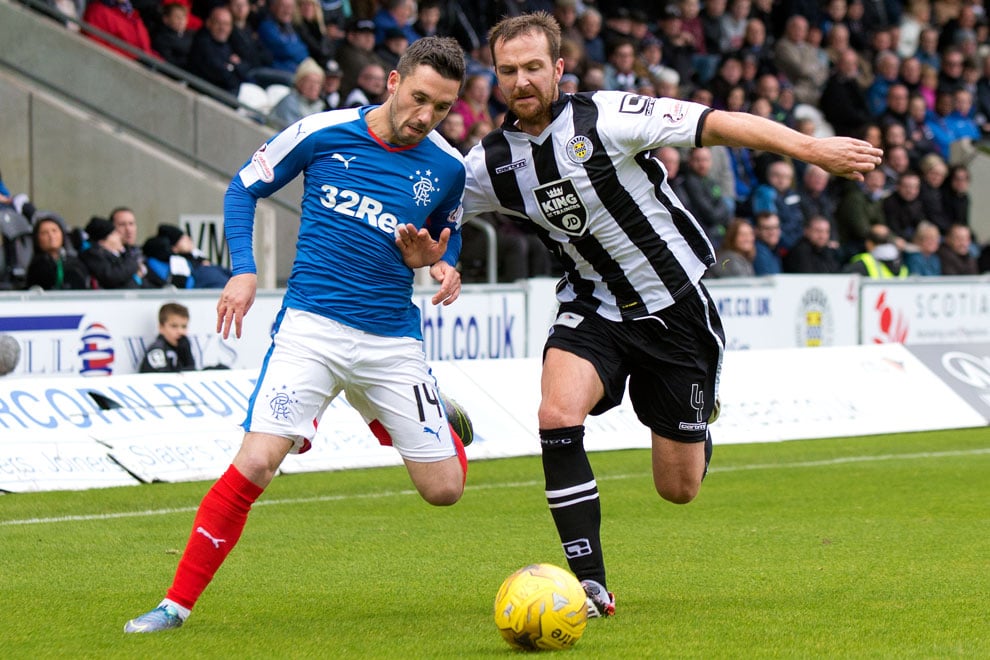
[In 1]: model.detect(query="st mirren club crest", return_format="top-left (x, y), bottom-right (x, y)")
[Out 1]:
top-left (566, 135), bottom-right (593, 163)
top-left (795, 287), bottom-right (834, 347)
top-left (532, 178), bottom-right (588, 236)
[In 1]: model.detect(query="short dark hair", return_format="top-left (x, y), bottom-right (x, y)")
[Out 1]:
top-left (162, 1), bottom-right (188, 16)
top-left (754, 212), bottom-right (779, 228)
top-left (109, 206), bottom-right (133, 224)
top-left (396, 36), bottom-right (465, 82)
top-left (867, 224), bottom-right (891, 245)
top-left (488, 12), bottom-right (561, 66)
top-left (159, 302), bottom-right (190, 325)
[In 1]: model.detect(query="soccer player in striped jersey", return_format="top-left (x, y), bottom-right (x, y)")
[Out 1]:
top-left (125, 36), bottom-right (469, 633)
top-left (462, 12), bottom-right (883, 618)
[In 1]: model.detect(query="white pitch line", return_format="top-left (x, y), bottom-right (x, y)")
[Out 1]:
top-left (708, 447), bottom-right (990, 473)
top-left (2, 448), bottom-right (989, 527)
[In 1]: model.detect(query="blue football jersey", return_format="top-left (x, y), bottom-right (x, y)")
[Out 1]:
top-left (225, 107), bottom-right (466, 339)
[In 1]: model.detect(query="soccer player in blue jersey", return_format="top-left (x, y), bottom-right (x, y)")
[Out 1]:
top-left (462, 13), bottom-right (884, 618)
top-left (125, 35), bottom-right (469, 633)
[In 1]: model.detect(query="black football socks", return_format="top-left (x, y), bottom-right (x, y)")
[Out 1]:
top-left (540, 425), bottom-right (606, 588)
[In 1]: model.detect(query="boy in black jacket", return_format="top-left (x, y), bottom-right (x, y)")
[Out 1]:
top-left (139, 302), bottom-right (196, 372)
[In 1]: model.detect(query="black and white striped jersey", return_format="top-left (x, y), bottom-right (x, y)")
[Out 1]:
top-left (463, 92), bottom-right (717, 321)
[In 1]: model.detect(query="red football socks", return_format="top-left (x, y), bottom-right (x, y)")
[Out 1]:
top-left (166, 465), bottom-right (264, 609)
top-left (450, 425), bottom-right (468, 486)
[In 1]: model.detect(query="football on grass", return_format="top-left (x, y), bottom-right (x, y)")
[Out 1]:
top-left (493, 563), bottom-right (588, 651)
top-left (441, 394), bottom-right (474, 446)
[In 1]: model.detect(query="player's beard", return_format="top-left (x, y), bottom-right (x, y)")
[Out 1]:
top-left (387, 100), bottom-right (429, 146)
top-left (508, 83), bottom-right (556, 130)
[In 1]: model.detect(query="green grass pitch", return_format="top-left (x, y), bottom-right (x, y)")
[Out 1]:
top-left (1, 427), bottom-right (988, 658)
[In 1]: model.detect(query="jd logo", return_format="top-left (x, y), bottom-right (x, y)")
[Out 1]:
top-left (532, 178), bottom-right (588, 237)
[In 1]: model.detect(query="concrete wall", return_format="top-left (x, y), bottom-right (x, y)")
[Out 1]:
top-left (0, 67), bottom-right (31, 199)
top-left (966, 149), bottom-right (990, 244)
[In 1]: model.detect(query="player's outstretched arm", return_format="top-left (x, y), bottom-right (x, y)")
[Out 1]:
top-left (395, 223), bottom-right (450, 268)
top-left (700, 110), bottom-right (883, 181)
top-left (216, 273), bottom-right (258, 339)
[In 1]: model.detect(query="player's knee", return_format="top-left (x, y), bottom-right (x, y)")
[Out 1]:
top-left (654, 478), bottom-right (700, 504)
top-left (232, 453), bottom-right (280, 487)
top-left (422, 482), bottom-right (463, 506)
top-left (234, 433), bottom-right (293, 487)
top-left (537, 402), bottom-right (583, 429)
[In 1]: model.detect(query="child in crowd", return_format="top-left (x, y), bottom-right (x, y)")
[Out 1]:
top-left (139, 302), bottom-right (196, 373)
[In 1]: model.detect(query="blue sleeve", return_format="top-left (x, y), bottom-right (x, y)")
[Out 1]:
top-left (441, 228), bottom-right (462, 267)
top-left (224, 176), bottom-right (259, 275)
top-left (429, 165), bottom-right (466, 267)
top-left (224, 127), bottom-right (316, 275)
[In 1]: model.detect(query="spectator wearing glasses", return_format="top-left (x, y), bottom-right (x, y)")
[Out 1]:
top-left (938, 48), bottom-right (966, 92)
top-left (344, 62), bottom-right (387, 107)
top-left (752, 212), bottom-right (783, 276)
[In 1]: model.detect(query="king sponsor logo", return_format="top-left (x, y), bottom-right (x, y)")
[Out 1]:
top-left (532, 179), bottom-right (588, 237)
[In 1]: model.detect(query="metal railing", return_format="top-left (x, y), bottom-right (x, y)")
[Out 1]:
top-left (466, 216), bottom-right (498, 284)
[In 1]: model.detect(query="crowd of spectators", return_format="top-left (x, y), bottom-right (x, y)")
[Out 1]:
top-left (0, 183), bottom-right (231, 291)
top-left (19, 0), bottom-right (990, 281)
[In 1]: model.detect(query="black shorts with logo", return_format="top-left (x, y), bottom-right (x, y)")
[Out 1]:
top-left (544, 284), bottom-right (725, 442)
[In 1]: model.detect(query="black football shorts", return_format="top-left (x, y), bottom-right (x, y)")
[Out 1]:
top-left (544, 284), bottom-right (725, 442)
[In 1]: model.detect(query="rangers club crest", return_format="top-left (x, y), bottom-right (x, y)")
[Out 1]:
top-left (409, 169), bottom-right (439, 206)
top-left (533, 178), bottom-right (588, 236)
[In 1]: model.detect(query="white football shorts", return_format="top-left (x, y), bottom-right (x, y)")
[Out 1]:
top-left (244, 307), bottom-right (457, 462)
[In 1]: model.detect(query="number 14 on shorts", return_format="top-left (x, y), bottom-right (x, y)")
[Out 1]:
top-left (413, 383), bottom-right (442, 422)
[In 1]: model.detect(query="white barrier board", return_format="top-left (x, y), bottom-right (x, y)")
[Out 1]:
top-left (860, 277), bottom-right (990, 345)
top-left (4, 276), bottom-right (990, 385)
top-left (0, 430), bottom-right (136, 492)
top-left (715, 343), bottom-right (986, 443)
top-left (100, 420), bottom-right (244, 484)
top-left (0, 287), bottom-right (528, 378)
top-left (0, 344), bottom-right (984, 492)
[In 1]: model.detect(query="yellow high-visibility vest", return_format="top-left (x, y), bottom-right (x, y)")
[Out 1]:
top-left (850, 253), bottom-right (908, 278)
